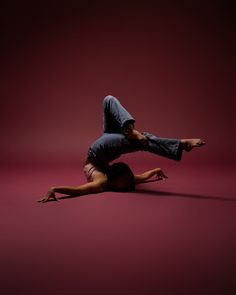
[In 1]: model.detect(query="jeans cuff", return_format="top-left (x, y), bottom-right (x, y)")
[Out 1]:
top-left (175, 141), bottom-right (183, 161)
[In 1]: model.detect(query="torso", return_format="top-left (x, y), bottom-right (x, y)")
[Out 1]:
top-left (84, 133), bottom-right (145, 182)
top-left (83, 158), bottom-right (108, 182)
top-left (88, 133), bottom-right (143, 166)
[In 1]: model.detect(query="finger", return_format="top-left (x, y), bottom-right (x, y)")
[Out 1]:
top-left (50, 194), bottom-right (58, 201)
top-left (156, 173), bottom-right (163, 179)
top-left (42, 197), bottom-right (49, 203)
top-left (160, 171), bottom-right (168, 178)
top-left (158, 174), bottom-right (167, 180)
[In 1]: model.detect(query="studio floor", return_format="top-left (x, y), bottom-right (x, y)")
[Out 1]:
top-left (1, 160), bottom-right (235, 295)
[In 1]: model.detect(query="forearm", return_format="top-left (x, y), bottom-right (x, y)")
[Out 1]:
top-left (51, 182), bottom-right (102, 196)
top-left (135, 168), bottom-right (167, 184)
top-left (38, 181), bottom-right (105, 203)
top-left (138, 169), bottom-right (158, 181)
top-left (52, 186), bottom-right (81, 196)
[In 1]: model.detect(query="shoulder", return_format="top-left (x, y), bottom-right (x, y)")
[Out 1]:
top-left (91, 170), bottom-right (108, 191)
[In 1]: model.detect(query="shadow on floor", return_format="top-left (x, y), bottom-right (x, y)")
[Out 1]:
top-left (38, 189), bottom-right (236, 203)
top-left (135, 188), bottom-right (236, 202)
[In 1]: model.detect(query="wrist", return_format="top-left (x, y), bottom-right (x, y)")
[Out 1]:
top-left (50, 187), bottom-right (56, 193)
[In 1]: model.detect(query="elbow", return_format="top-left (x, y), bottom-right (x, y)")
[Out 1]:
top-left (99, 181), bottom-right (107, 192)
top-left (93, 180), bottom-right (107, 193)
top-left (134, 175), bottom-right (145, 185)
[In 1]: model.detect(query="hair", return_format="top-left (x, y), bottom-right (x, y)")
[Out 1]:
top-left (106, 162), bottom-right (135, 192)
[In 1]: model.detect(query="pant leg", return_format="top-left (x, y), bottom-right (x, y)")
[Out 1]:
top-left (142, 131), bottom-right (183, 161)
top-left (103, 95), bottom-right (135, 133)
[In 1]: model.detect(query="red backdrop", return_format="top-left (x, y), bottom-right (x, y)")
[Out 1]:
top-left (1, 1), bottom-right (235, 166)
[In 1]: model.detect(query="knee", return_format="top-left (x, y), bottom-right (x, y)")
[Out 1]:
top-left (103, 95), bottom-right (116, 107)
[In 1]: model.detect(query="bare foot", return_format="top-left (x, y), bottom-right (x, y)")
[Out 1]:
top-left (181, 138), bottom-right (206, 152)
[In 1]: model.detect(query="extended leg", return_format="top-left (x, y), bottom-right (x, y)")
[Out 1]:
top-left (142, 132), bottom-right (205, 161)
top-left (143, 132), bottom-right (183, 161)
top-left (103, 95), bottom-right (135, 133)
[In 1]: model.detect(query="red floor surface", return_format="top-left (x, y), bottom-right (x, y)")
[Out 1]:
top-left (1, 160), bottom-right (235, 295)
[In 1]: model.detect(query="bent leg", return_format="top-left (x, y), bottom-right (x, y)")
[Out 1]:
top-left (103, 95), bottom-right (135, 133)
top-left (143, 132), bottom-right (183, 161)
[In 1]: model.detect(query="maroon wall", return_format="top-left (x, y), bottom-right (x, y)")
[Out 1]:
top-left (1, 1), bottom-right (235, 166)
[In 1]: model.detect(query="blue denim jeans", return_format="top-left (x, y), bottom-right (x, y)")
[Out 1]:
top-left (103, 95), bottom-right (135, 133)
top-left (88, 95), bottom-right (183, 166)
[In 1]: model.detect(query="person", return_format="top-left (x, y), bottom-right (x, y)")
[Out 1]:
top-left (38, 95), bottom-right (205, 203)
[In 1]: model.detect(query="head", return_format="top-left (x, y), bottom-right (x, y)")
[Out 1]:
top-left (106, 162), bottom-right (135, 192)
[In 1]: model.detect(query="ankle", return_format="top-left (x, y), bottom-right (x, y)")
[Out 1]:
top-left (181, 141), bottom-right (191, 152)
top-left (123, 122), bottom-right (135, 135)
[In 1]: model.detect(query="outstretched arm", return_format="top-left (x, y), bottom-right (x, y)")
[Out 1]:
top-left (134, 168), bottom-right (168, 185)
top-left (38, 180), bottom-right (107, 203)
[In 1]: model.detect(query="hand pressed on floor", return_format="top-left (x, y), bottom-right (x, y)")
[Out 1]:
top-left (154, 168), bottom-right (168, 181)
top-left (38, 189), bottom-right (59, 203)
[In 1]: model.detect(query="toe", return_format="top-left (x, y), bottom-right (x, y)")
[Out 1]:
top-left (200, 139), bottom-right (206, 146)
